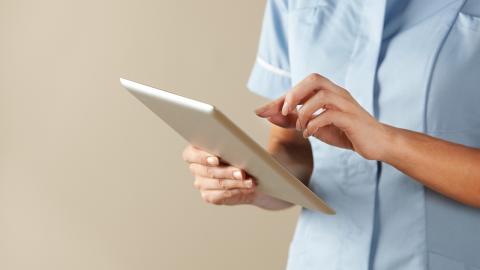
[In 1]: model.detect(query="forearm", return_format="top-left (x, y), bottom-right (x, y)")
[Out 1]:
top-left (381, 125), bottom-right (480, 208)
top-left (252, 125), bottom-right (313, 210)
top-left (267, 127), bottom-right (314, 184)
top-left (253, 72), bottom-right (480, 208)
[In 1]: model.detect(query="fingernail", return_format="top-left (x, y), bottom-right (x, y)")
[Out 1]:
top-left (206, 156), bottom-right (218, 166)
top-left (233, 170), bottom-right (243, 180)
top-left (244, 180), bottom-right (253, 188)
top-left (281, 101), bottom-right (289, 116)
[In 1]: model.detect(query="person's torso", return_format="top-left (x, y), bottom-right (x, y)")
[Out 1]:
top-left (284, 0), bottom-right (480, 269)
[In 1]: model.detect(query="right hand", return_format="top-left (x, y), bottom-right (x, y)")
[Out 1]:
top-left (182, 145), bottom-right (257, 206)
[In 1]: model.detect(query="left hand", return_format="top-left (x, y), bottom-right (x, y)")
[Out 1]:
top-left (255, 73), bottom-right (391, 161)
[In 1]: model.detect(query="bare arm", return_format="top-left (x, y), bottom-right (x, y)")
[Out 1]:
top-left (382, 127), bottom-right (480, 208)
top-left (256, 73), bottom-right (480, 208)
top-left (252, 125), bottom-right (313, 210)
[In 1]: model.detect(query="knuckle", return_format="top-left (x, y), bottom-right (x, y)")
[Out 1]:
top-left (326, 109), bottom-right (336, 117)
top-left (205, 166), bottom-right (215, 178)
top-left (342, 87), bottom-right (350, 95)
top-left (297, 106), bottom-right (305, 118)
top-left (223, 190), bottom-right (232, 198)
top-left (232, 180), bottom-right (243, 189)
top-left (230, 190), bottom-right (241, 197)
top-left (325, 112), bottom-right (335, 124)
top-left (305, 121), bottom-right (311, 130)
top-left (217, 179), bottom-right (226, 189)
top-left (220, 182), bottom-right (229, 190)
top-left (181, 147), bottom-right (190, 161)
top-left (211, 196), bottom-right (224, 205)
top-left (188, 163), bottom-right (196, 173)
top-left (201, 155), bottom-right (208, 165)
top-left (308, 73), bottom-right (322, 82)
top-left (297, 108), bottom-right (305, 118)
top-left (201, 192), bottom-right (209, 203)
top-left (235, 180), bottom-right (244, 188)
top-left (212, 200), bottom-right (223, 205)
top-left (317, 89), bottom-right (327, 99)
top-left (193, 180), bottom-right (201, 189)
top-left (306, 120), bottom-right (315, 130)
top-left (339, 86), bottom-right (351, 96)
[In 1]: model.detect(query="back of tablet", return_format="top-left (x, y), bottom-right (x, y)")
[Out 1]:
top-left (120, 78), bottom-right (334, 214)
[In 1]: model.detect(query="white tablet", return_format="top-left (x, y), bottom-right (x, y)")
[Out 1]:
top-left (120, 78), bottom-right (334, 214)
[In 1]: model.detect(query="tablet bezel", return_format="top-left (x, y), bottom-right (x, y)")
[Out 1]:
top-left (120, 78), bottom-right (334, 214)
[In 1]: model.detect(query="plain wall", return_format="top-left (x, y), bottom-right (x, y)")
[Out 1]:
top-left (0, 1), bottom-right (300, 269)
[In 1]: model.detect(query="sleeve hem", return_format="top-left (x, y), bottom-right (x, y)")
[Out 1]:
top-left (246, 59), bottom-right (292, 100)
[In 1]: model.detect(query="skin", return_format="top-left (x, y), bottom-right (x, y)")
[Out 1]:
top-left (182, 125), bottom-right (311, 210)
top-left (256, 73), bottom-right (480, 208)
top-left (183, 73), bottom-right (480, 209)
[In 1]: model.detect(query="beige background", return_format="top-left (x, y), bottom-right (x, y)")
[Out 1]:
top-left (0, 1), bottom-right (300, 269)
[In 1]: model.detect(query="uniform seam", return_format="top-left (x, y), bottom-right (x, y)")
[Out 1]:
top-left (422, 1), bottom-right (467, 269)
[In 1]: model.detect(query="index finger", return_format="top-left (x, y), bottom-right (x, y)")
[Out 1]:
top-left (182, 145), bottom-right (219, 166)
top-left (254, 94), bottom-right (285, 118)
top-left (282, 73), bottom-right (338, 116)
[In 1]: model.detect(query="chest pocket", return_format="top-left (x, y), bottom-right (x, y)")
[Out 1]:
top-left (287, 0), bottom-right (360, 86)
top-left (426, 1), bottom-right (480, 147)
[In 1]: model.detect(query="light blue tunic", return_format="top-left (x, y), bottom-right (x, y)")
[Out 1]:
top-left (247, 0), bottom-right (480, 269)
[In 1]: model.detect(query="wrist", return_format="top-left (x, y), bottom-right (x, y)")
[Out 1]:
top-left (376, 123), bottom-right (403, 163)
top-left (269, 142), bottom-right (313, 184)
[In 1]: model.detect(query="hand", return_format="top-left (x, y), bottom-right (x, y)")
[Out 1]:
top-left (182, 145), bottom-right (257, 205)
top-left (255, 73), bottom-right (391, 161)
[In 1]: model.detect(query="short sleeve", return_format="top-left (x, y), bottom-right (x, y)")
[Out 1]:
top-left (247, 0), bottom-right (291, 99)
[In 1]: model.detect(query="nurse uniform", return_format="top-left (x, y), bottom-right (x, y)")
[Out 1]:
top-left (247, 0), bottom-right (480, 269)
